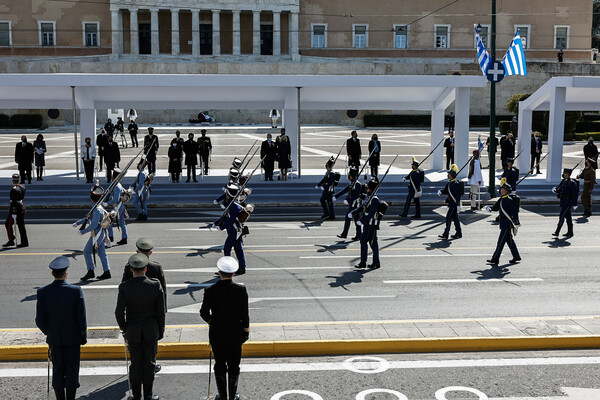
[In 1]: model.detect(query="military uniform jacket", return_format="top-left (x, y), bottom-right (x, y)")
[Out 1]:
top-left (405, 169), bottom-right (422, 192)
top-left (358, 195), bottom-right (380, 228)
top-left (317, 172), bottom-right (337, 192)
top-left (441, 179), bottom-right (461, 206)
top-left (75, 206), bottom-right (107, 237)
top-left (334, 180), bottom-right (362, 208)
top-left (115, 276), bottom-right (165, 343)
top-left (557, 178), bottom-right (579, 207)
top-left (122, 260), bottom-right (167, 310)
top-left (36, 280), bottom-right (87, 346)
top-left (491, 195), bottom-right (519, 229)
top-left (200, 279), bottom-right (249, 342)
top-left (217, 202), bottom-right (242, 232)
top-left (578, 167), bottom-right (596, 185)
top-left (183, 139), bottom-right (199, 166)
top-left (502, 167), bottom-right (520, 188)
top-left (144, 135), bottom-right (159, 162)
top-left (107, 183), bottom-right (126, 215)
top-left (9, 184), bottom-right (26, 214)
top-left (198, 136), bottom-right (212, 155)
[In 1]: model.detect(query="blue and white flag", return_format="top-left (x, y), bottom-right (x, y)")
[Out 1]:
top-left (478, 136), bottom-right (485, 154)
top-left (474, 25), bottom-right (492, 75)
top-left (501, 30), bottom-right (527, 76)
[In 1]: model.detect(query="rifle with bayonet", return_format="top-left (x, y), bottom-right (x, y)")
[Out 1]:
top-left (514, 152), bottom-right (550, 188)
top-left (418, 137), bottom-right (445, 167)
top-left (350, 141), bottom-right (379, 191)
top-left (238, 145), bottom-right (259, 177)
top-left (238, 140), bottom-right (258, 171)
top-left (353, 154), bottom-right (399, 221)
top-left (129, 136), bottom-right (158, 192)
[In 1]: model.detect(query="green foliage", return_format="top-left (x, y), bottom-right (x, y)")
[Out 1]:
top-left (573, 133), bottom-right (600, 141)
top-left (9, 114), bottom-right (43, 129)
top-left (575, 121), bottom-right (600, 133)
top-left (0, 114), bottom-right (9, 127)
top-left (505, 93), bottom-right (531, 116)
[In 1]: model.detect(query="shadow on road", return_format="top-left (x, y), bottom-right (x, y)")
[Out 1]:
top-left (543, 237), bottom-right (572, 248)
top-left (300, 220), bottom-right (325, 229)
top-left (315, 241), bottom-right (351, 253)
top-left (80, 377), bottom-right (129, 399)
top-left (327, 268), bottom-right (374, 290)
top-left (172, 278), bottom-right (218, 301)
top-left (471, 266), bottom-right (511, 280)
top-left (184, 246), bottom-right (222, 258)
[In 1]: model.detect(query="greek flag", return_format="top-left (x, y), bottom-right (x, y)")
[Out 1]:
top-left (478, 136), bottom-right (485, 154)
top-left (474, 24), bottom-right (492, 75)
top-left (501, 30), bottom-right (527, 76)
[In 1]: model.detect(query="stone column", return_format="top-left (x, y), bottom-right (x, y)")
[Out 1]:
top-left (430, 109), bottom-right (445, 170)
top-left (547, 86), bottom-right (567, 182)
top-left (232, 10), bottom-right (241, 55)
top-left (253, 11), bottom-right (261, 55)
top-left (130, 8), bottom-right (139, 55)
top-left (517, 108), bottom-right (533, 174)
top-left (171, 9), bottom-right (180, 55)
top-left (454, 87), bottom-right (471, 179)
top-left (192, 10), bottom-right (200, 56)
top-left (212, 10), bottom-right (221, 56)
top-left (290, 11), bottom-right (299, 61)
top-left (110, 8), bottom-right (122, 54)
top-left (150, 8), bottom-right (159, 55)
top-left (273, 11), bottom-right (281, 56)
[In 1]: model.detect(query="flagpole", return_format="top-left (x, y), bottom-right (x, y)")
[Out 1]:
top-left (488, 0), bottom-right (497, 198)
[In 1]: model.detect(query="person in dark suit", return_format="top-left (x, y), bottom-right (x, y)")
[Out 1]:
top-left (96, 128), bottom-right (109, 172)
top-left (183, 133), bottom-right (199, 182)
top-left (128, 121), bottom-right (139, 148)
top-left (167, 141), bottom-right (182, 183)
top-left (443, 132), bottom-right (455, 170)
top-left (368, 134), bottom-right (381, 180)
top-left (198, 129), bottom-right (212, 175)
top-left (261, 134), bottom-right (277, 181)
top-left (115, 253), bottom-right (165, 400)
top-left (144, 127), bottom-right (160, 174)
top-left (200, 256), bottom-right (250, 400)
top-left (122, 238), bottom-right (167, 310)
top-left (446, 112), bottom-right (455, 133)
top-left (3, 173), bottom-right (28, 248)
top-left (552, 168), bottom-right (579, 238)
top-left (104, 134), bottom-right (121, 183)
top-left (104, 118), bottom-right (115, 136)
top-left (530, 132), bottom-right (543, 174)
top-left (15, 135), bottom-right (34, 184)
top-left (36, 256), bottom-right (87, 400)
top-left (583, 137), bottom-right (598, 169)
top-left (346, 131), bottom-right (362, 169)
top-left (500, 133), bottom-right (515, 171)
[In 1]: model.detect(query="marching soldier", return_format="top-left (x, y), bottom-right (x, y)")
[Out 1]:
top-left (105, 168), bottom-right (129, 245)
top-left (115, 253), bottom-right (165, 400)
top-left (400, 159), bottom-right (422, 219)
top-left (438, 164), bottom-right (462, 239)
top-left (486, 179), bottom-right (521, 265)
top-left (316, 157), bottom-right (338, 220)
top-left (144, 127), bottom-right (160, 174)
top-left (73, 184), bottom-right (111, 281)
top-left (122, 238), bottom-right (167, 311)
top-left (351, 179), bottom-right (381, 269)
top-left (577, 158), bottom-right (596, 217)
top-left (132, 161), bottom-right (150, 221)
top-left (552, 168), bottom-right (579, 237)
top-left (213, 184), bottom-right (247, 275)
top-left (501, 158), bottom-right (519, 189)
top-left (200, 256), bottom-right (250, 400)
top-left (198, 129), bottom-right (212, 175)
top-left (3, 173), bottom-right (28, 248)
top-left (334, 168), bottom-right (362, 240)
top-left (36, 256), bottom-right (87, 400)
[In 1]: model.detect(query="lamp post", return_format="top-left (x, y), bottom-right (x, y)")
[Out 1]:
top-left (488, 0), bottom-right (497, 197)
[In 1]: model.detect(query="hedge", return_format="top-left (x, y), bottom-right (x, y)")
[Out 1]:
top-left (0, 114), bottom-right (9, 127)
top-left (498, 121), bottom-right (512, 135)
top-left (575, 121), bottom-right (600, 133)
top-left (9, 114), bottom-right (43, 129)
top-left (580, 114), bottom-right (600, 122)
top-left (363, 114), bottom-right (513, 128)
top-left (573, 132), bottom-right (600, 141)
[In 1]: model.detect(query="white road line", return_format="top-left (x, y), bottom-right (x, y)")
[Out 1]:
top-left (383, 278), bottom-right (544, 284)
top-left (80, 283), bottom-right (211, 290)
top-left (300, 254), bottom-right (490, 259)
top-left (165, 266), bottom-right (352, 273)
top-left (2, 357), bottom-right (600, 377)
top-left (158, 244), bottom-right (350, 250)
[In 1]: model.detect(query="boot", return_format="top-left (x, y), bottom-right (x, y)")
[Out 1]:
top-left (215, 374), bottom-right (227, 400)
top-left (143, 381), bottom-right (159, 399)
top-left (2, 241), bottom-right (15, 247)
top-left (117, 238), bottom-right (128, 245)
top-left (130, 383), bottom-right (142, 400)
top-left (80, 270), bottom-right (95, 281)
top-left (228, 373), bottom-right (240, 400)
top-left (54, 388), bottom-right (66, 400)
top-left (66, 388), bottom-right (77, 400)
top-left (97, 270), bottom-right (111, 280)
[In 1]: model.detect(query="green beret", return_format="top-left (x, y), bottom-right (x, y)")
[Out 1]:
top-left (136, 238), bottom-right (154, 252)
top-left (128, 253), bottom-right (149, 270)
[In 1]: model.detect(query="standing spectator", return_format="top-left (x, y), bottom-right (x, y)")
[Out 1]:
top-left (81, 137), bottom-right (96, 184)
top-left (277, 135), bottom-right (292, 181)
top-left (275, 127), bottom-right (286, 145)
top-left (171, 130), bottom-right (185, 147)
top-left (443, 132), bottom-right (455, 170)
top-left (128, 120), bottom-right (139, 148)
top-left (557, 49), bottom-right (564, 63)
top-left (104, 118), bottom-right (115, 136)
top-left (198, 129), bottom-right (212, 175)
top-left (168, 142), bottom-right (182, 183)
top-left (446, 112), bottom-right (455, 134)
top-left (127, 108), bottom-right (137, 122)
top-left (115, 117), bottom-right (127, 148)
top-left (183, 133), bottom-right (199, 182)
top-left (510, 116), bottom-right (518, 137)
top-left (269, 109), bottom-right (280, 128)
top-left (15, 135), bottom-right (34, 184)
top-left (368, 134), bottom-right (381, 180)
top-left (500, 133), bottom-right (516, 171)
top-left (346, 130), bottom-right (362, 169)
top-left (96, 128), bottom-right (108, 172)
top-left (261, 133), bottom-right (277, 181)
top-left (577, 158), bottom-right (596, 217)
top-left (104, 134), bottom-right (121, 183)
top-left (583, 137), bottom-right (598, 169)
top-left (530, 131), bottom-right (543, 174)
top-left (468, 150), bottom-right (484, 210)
top-left (144, 127), bottom-right (159, 174)
top-left (33, 134), bottom-right (47, 181)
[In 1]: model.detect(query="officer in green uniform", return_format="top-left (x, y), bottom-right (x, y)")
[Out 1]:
top-left (121, 238), bottom-right (167, 310)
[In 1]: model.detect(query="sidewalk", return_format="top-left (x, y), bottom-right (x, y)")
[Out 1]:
top-left (2, 316), bottom-right (599, 361)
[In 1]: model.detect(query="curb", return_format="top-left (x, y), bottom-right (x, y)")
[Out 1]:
top-left (2, 336), bottom-right (599, 361)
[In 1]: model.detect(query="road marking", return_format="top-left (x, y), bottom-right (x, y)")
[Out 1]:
top-left (383, 278), bottom-right (544, 284)
top-left (165, 266), bottom-right (351, 273)
top-left (300, 254), bottom-right (490, 259)
top-left (80, 283), bottom-right (211, 290)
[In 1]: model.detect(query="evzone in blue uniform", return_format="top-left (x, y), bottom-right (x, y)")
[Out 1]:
top-left (132, 161), bottom-right (150, 221)
top-left (501, 158), bottom-right (520, 189)
top-left (73, 184), bottom-right (112, 281)
top-left (316, 157), bottom-right (338, 220)
top-left (552, 168), bottom-right (579, 238)
top-left (105, 169), bottom-right (128, 245)
top-left (334, 168), bottom-right (362, 240)
top-left (400, 159), bottom-right (422, 218)
top-left (214, 184), bottom-right (247, 275)
top-left (36, 256), bottom-right (87, 400)
top-left (487, 180), bottom-right (521, 265)
top-left (351, 179), bottom-right (381, 269)
top-left (438, 164), bottom-right (463, 239)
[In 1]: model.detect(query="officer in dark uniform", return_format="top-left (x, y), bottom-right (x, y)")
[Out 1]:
top-left (36, 256), bottom-right (87, 400)
top-left (316, 157), bottom-right (339, 220)
top-left (122, 238), bottom-right (167, 310)
top-left (183, 133), bottom-right (199, 182)
top-left (351, 179), bottom-right (381, 269)
top-left (487, 179), bottom-right (521, 265)
top-left (334, 168), bottom-right (362, 240)
top-left (438, 164), bottom-right (462, 239)
top-left (501, 158), bottom-right (519, 189)
top-left (400, 159), bottom-right (422, 219)
top-left (198, 129), bottom-right (212, 175)
top-left (144, 127), bottom-right (160, 174)
top-left (3, 173), bottom-right (28, 248)
top-left (115, 253), bottom-right (165, 400)
top-left (200, 256), bottom-right (250, 400)
top-left (552, 168), bottom-right (579, 237)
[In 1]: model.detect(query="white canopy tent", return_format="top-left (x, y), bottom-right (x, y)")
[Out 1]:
top-left (0, 73), bottom-right (486, 178)
top-left (517, 76), bottom-right (600, 182)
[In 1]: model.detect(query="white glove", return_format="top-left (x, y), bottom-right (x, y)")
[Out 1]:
top-left (77, 229), bottom-right (84, 236)
top-left (72, 221), bottom-right (80, 227)
top-left (343, 199), bottom-right (348, 205)
top-left (485, 206), bottom-right (492, 212)
top-left (101, 202), bottom-right (108, 207)
top-left (332, 196), bottom-right (337, 201)
top-left (552, 187), bottom-right (557, 194)
top-left (315, 185), bottom-right (319, 189)
top-left (321, 186), bottom-right (324, 191)
top-left (573, 206), bottom-right (578, 211)
top-left (457, 206), bottom-right (462, 211)
top-left (213, 200), bottom-right (218, 205)
top-left (437, 190), bottom-right (442, 196)
top-left (220, 204), bottom-right (225, 209)
top-left (12, 214), bottom-right (16, 220)
top-left (403, 177), bottom-right (407, 181)
top-left (356, 221), bottom-right (363, 226)
top-left (347, 212), bottom-right (353, 219)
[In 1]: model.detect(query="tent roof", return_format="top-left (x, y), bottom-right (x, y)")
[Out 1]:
top-left (520, 76), bottom-right (600, 112)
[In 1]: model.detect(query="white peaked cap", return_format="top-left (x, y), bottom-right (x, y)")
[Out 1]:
top-left (217, 256), bottom-right (239, 273)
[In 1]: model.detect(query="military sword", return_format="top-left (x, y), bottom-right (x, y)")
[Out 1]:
top-left (239, 145), bottom-right (260, 177)
top-left (512, 147), bottom-right (525, 162)
top-left (418, 137), bottom-right (445, 167)
top-left (239, 140), bottom-right (258, 169)
top-left (456, 154), bottom-right (476, 176)
top-left (354, 154), bottom-right (399, 221)
top-left (350, 142), bottom-right (379, 192)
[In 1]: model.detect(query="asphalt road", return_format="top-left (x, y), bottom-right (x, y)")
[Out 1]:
top-left (1, 205), bottom-right (599, 328)
top-left (1, 350), bottom-right (599, 399)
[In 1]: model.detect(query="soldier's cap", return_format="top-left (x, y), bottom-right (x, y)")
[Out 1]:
top-left (90, 184), bottom-right (104, 196)
top-left (411, 157), bottom-right (419, 166)
top-left (136, 238), bottom-right (154, 252)
top-left (217, 256), bottom-right (239, 273)
top-left (500, 177), bottom-right (512, 192)
top-left (506, 158), bottom-right (514, 163)
top-left (228, 168), bottom-right (240, 177)
top-left (348, 167), bottom-right (358, 176)
top-left (113, 168), bottom-right (122, 175)
top-left (49, 256), bottom-right (70, 271)
top-left (448, 164), bottom-right (459, 177)
top-left (128, 253), bottom-right (149, 270)
top-left (201, 129), bottom-right (207, 133)
top-left (11, 173), bottom-right (20, 180)
top-left (473, 150), bottom-right (479, 155)
top-left (367, 179), bottom-right (378, 191)
top-left (226, 183), bottom-right (240, 197)
top-left (563, 168), bottom-right (573, 174)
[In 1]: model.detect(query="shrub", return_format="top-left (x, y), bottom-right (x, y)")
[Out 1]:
top-left (9, 114), bottom-right (43, 129)
top-left (573, 132), bottom-right (600, 141)
top-left (0, 114), bottom-right (9, 127)
top-left (575, 121), bottom-right (600, 133)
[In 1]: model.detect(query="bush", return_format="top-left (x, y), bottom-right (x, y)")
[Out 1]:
top-left (9, 114), bottom-right (43, 129)
top-left (581, 113), bottom-right (600, 122)
top-left (498, 121), bottom-right (512, 135)
top-left (363, 114), bottom-right (513, 128)
top-left (0, 114), bottom-right (9, 127)
top-left (573, 132), bottom-right (600, 141)
top-left (575, 121), bottom-right (600, 133)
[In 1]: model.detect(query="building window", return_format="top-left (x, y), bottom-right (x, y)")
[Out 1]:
top-left (434, 25), bottom-right (450, 48)
top-left (0, 21), bottom-right (11, 46)
top-left (555, 26), bottom-right (569, 49)
top-left (84, 22), bottom-right (99, 47)
top-left (311, 24), bottom-right (327, 48)
top-left (475, 25), bottom-right (490, 48)
top-left (515, 25), bottom-right (530, 48)
top-left (353, 24), bottom-right (368, 48)
top-left (394, 25), bottom-right (408, 49)
top-left (39, 21), bottom-right (56, 46)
